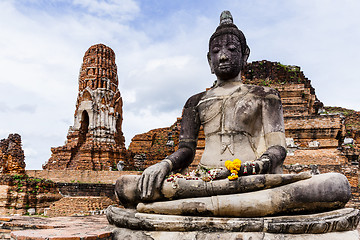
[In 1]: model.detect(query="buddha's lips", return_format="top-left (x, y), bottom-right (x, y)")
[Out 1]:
top-left (219, 63), bottom-right (231, 69)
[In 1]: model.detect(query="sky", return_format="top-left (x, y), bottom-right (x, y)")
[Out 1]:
top-left (0, 0), bottom-right (359, 170)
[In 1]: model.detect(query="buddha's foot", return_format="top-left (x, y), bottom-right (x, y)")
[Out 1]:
top-left (137, 173), bottom-right (351, 217)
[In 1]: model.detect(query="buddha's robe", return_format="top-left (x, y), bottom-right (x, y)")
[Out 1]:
top-left (167, 81), bottom-right (286, 173)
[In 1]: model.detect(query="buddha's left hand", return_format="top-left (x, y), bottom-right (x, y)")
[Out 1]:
top-left (238, 158), bottom-right (270, 175)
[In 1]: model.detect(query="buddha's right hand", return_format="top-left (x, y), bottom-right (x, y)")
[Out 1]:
top-left (137, 160), bottom-right (172, 201)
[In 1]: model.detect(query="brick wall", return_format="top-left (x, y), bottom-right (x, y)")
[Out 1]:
top-left (0, 134), bottom-right (25, 174)
top-left (57, 182), bottom-right (116, 201)
top-left (0, 174), bottom-right (62, 215)
top-left (284, 149), bottom-right (347, 165)
top-left (45, 196), bottom-right (115, 217)
top-left (26, 170), bottom-right (141, 184)
top-left (243, 61), bottom-right (320, 117)
top-left (127, 120), bottom-right (181, 170)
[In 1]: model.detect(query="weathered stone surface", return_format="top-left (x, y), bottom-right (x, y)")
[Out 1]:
top-left (115, 173), bottom-right (311, 206)
top-left (111, 228), bottom-right (359, 240)
top-left (107, 206), bottom-right (360, 236)
top-left (7, 215), bottom-right (111, 240)
top-left (43, 44), bottom-right (128, 171)
top-left (136, 173), bottom-right (350, 217)
top-left (5, 214), bottom-right (359, 240)
top-left (0, 133), bottom-right (25, 174)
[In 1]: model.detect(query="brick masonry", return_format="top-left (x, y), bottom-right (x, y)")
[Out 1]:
top-left (0, 134), bottom-right (25, 174)
top-left (0, 174), bottom-right (62, 215)
top-left (45, 196), bottom-right (115, 217)
top-left (26, 170), bottom-right (140, 184)
top-left (56, 182), bottom-right (116, 201)
top-left (43, 44), bottom-right (128, 171)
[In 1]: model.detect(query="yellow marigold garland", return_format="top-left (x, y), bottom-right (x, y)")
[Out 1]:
top-left (225, 158), bottom-right (241, 180)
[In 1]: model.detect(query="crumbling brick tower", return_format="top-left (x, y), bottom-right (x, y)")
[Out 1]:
top-left (0, 133), bottom-right (26, 174)
top-left (43, 44), bottom-right (126, 170)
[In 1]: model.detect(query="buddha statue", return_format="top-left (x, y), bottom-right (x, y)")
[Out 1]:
top-left (114, 11), bottom-right (351, 218)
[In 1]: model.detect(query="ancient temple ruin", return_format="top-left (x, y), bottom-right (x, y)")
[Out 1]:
top-left (242, 60), bottom-right (341, 148)
top-left (0, 133), bottom-right (26, 174)
top-left (43, 44), bottom-right (127, 170)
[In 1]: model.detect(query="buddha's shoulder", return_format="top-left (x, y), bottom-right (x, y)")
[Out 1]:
top-left (243, 84), bottom-right (280, 99)
top-left (184, 91), bottom-right (206, 108)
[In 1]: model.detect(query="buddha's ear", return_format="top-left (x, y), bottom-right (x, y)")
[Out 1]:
top-left (242, 46), bottom-right (250, 67)
top-left (207, 52), bottom-right (215, 74)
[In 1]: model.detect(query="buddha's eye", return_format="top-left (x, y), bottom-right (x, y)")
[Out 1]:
top-left (228, 44), bottom-right (237, 51)
top-left (212, 47), bottom-right (220, 53)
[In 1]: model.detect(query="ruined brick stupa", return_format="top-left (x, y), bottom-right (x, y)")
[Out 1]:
top-left (0, 133), bottom-right (26, 174)
top-left (43, 44), bottom-right (126, 170)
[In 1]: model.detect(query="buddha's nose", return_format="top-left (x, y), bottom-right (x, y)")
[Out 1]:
top-left (220, 53), bottom-right (228, 61)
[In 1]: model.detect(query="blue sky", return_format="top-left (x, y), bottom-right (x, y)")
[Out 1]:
top-left (0, 0), bottom-right (359, 169)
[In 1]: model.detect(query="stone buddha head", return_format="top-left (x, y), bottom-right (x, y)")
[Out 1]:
top-left (208, 11), bottom-right (250, 81)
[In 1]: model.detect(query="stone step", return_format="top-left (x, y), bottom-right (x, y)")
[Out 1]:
top-left (2, 215), bottom-right (111, 240)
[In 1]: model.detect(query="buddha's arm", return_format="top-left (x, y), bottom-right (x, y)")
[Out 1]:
top-left (164, 92), bottom-right (204, 170)
top-left (259, 89), bottom-right (287, 174)
top-left (138, 92), bottom-right (204, 199)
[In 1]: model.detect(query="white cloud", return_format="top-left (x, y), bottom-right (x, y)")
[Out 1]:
top-left (121, 90), bottom-right (137, 104)
top-left (23, 147), bottom-right (38, 158)
top-left (73, 0), bottom-right (139, 20)
top-left (122, 108), bottom-right (181, 144)
top-left (144, 56), bottom-right (191, 72)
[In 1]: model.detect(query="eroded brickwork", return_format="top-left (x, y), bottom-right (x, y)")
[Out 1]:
top-left (128, 117), bottom-right (206, 171)
top-left (243, 61), bottom-right (343, 149)
top-left (284, 115), bottom-right (342, 148)
top-left (128, 119), bottom-right (180, 170)
top-left (0, 134), bottom-right (25, 174)
top-left (242, 61), bottom-right (321, 117)
top-left (46, 196), bottom-right (115, 217)
top-left (27, 170), bottom-right (140, 184)
top-left (0, 174), bottom-right (62, 215)
top-left (43, 44), bottom-right (128, 171)
top-left (324, 106), bottom-right (360, 161)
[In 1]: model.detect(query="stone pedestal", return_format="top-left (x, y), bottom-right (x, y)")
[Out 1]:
top-left (106, 206), bottom-right (360, 240)
top-left (111, 228), bottom-right (358, 240)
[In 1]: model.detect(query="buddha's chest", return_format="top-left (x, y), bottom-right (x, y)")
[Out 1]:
top-left (197, 87), bottom-right (263, 135)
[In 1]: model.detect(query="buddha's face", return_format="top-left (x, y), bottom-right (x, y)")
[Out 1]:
top-left (208, 34), bottom-right (243, 80)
